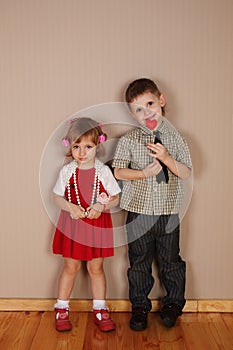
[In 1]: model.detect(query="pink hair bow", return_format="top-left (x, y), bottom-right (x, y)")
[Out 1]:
top-left (62, 138), bottom-right (70, 147)
top-left (99, 134), bottom-right (106, 143)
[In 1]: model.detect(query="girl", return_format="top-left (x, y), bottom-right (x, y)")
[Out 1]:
top-left (52, 117), bottom-right (121, 332)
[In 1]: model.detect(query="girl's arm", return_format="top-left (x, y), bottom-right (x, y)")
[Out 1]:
top-left (86, 194), bottom-right (120, 219)
top-left (53, 193), bottom-right (86, 219)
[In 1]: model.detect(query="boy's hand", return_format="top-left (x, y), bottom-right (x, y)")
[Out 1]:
top-left (147, 142), bottom-right (169, 163)
top-left (143, 160), bottom-right (162, 177)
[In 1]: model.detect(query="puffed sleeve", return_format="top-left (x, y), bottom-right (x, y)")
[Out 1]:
top-left (53, 166), bottom-right (66, 196)
top-left (99, 165), bottom-right (121, 196)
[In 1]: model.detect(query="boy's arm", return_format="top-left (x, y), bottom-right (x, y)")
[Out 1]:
top-left (113, 134), bottom-right (162, 181)
top-left (114, 167), bottom-right (145, 181)
top-left (114, 160), bottom-right (162, 180)
top-left (147, 142), bottom-right (191, 180)
top-left (164, 157), bottom-right (191, 180)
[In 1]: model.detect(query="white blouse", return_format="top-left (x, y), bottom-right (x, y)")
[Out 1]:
top-left (53, 159), bottom-right (121, 197)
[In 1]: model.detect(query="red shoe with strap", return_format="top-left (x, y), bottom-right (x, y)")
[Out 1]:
top-left (93, 309), bottom-right (116, 332)
top-left (55, 308), bottom-right (72, 332)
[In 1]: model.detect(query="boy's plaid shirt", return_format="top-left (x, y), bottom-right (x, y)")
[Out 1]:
top-left (112, 119), bottom-right (192, 215)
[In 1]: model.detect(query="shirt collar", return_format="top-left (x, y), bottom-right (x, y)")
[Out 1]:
top-left (139, 119), bottom-right (166, 136)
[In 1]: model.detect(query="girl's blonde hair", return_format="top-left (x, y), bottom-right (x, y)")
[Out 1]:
top-left (63, 117), bottom-right (107, 157)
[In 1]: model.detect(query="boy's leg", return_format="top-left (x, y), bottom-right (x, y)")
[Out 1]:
top-left (127, 212), bottom-right (156, 311)
top-left (128, 237), bottom-right (155, 311)
top-left (126, 212), bottom-right (156, 330)
top-left (127, 236), bottom-right (155, 331)
top-left (155, 215), bottom-right (186, 327)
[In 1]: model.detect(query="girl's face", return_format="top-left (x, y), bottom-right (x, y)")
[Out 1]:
top-left (71, 135), bottom-right (97, 168)
top-left (130, 92), bottom-right (165, 130)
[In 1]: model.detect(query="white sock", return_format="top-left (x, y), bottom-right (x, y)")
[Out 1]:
top-left (54, 299), bottom-right (69, 309)
top-left (93, 299), bottom-right (106, 310)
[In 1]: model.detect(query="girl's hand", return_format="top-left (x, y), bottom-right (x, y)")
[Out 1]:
top-left (147, 142), bottom-right (169, 163)
top-left (143, 159), bottom-right (162, 177)
top-left (68, 203), bottom-right (86, 219)
top-left (86, 203), bottom-right (104, 219)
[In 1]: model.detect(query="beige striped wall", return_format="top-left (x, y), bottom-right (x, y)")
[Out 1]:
top-left (0, 0), bottom-right (232, 303)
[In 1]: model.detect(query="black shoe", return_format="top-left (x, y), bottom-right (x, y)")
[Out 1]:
top-left (160, 304), bottom-right (182, 328)
top-left (130, 307), bottom-right (148, 331)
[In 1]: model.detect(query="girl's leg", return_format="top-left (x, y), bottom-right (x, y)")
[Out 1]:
top-left (87, 257), bottom-right (106, 300)
top-left (87, 257), bottom-right (115, 332)
top-left (55, 258), bottom-right (81, 332)
top-left (58, 258), bottom-right (82, 300)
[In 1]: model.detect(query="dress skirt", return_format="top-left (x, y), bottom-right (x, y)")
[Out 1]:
top-left (52, 167), bottom-right (114, 261)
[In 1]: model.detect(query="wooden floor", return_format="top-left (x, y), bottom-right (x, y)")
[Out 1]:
top-left (0, 311), bottom-right (233, 350)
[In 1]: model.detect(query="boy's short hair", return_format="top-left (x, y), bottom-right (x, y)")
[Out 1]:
top-left (125, 78), bottom-right (165, 115)
top-left (125, 78), bottom-right (162, 103)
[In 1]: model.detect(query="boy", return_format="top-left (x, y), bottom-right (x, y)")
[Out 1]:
top-left (112, 78), bottom-right (192, 330)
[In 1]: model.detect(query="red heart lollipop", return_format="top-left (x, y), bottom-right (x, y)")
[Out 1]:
top-left (146, 119), bottom-right (157, 130)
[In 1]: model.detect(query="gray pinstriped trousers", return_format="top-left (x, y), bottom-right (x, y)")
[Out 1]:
top-left (126, 212), bottom-right (186, 311)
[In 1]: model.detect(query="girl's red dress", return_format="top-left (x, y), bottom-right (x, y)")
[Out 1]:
top-left (53, 167), bottom-right (114, 261)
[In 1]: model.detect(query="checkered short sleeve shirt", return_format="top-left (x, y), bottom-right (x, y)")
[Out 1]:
top-left (112, 120), bottom-right (192, 215)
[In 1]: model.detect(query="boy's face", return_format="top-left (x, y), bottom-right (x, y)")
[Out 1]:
top-left (129, 92), bottom-right (165, 130)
